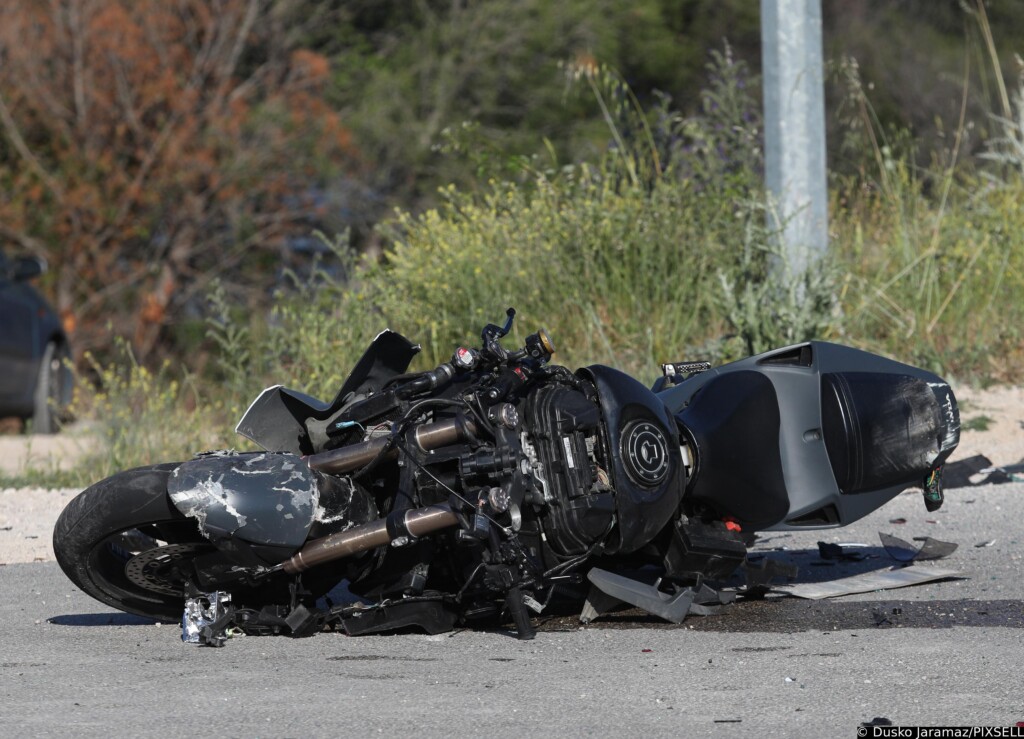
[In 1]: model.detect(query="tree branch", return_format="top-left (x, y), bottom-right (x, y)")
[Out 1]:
top-left (0, 222), bottom-right (51, 261)
top-left (0, 92), bottom-right (66, 203)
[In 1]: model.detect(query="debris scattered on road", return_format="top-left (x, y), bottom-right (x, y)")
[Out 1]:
top-left (872, 607), bottom-right (902, 626)
top-left (772, 565), bottom-right (961, 600)
top-left (861, 717), bottom-right (894, 727)
top-left (974, 539), bottom-right (997, 548)
top-left (879, 533), bottom-right (958, 562)
top-left (817, 541), bottom-right (870, 561)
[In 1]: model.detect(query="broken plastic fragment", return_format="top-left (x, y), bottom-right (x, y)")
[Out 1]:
top-left (879, 532), bottom-right (958, 562)
top-left (580, 586), bottom-right (625, 624)
top-left (818, 541), bottom-right (868, 561)
top-left (773, 565), bottom-right (961, 600)
top-left (739, 557), bottom-right (799, 598)
top-left (861, 717), bottom-right (894, 728)
top-left (585, 568), bottom-right (732, 624)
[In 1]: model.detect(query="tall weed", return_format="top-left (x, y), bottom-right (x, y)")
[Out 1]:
top-left (68, 341), bottom-right (235, 482)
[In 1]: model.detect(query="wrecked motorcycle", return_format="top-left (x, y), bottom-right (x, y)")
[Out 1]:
top-left (54, 309), bottom-right (960, 643)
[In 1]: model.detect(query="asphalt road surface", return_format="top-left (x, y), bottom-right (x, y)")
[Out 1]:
top-left (2, 482), bottom-right (1023, 737)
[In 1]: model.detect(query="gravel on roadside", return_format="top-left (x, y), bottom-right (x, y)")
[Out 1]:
top-left (0, 487), bottom-right (81, 564)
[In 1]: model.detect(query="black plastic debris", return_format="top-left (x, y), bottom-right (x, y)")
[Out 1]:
top-left (740, 557), bottom-right (799, 589)
top-left (818, 541), bottom-right (869, 561)
top-left (861, 717), bottom-right (894, 728)
top-left (584, 568), bottom-right (735, 624)
top-left (872, 607), bottom-right (902, 627)
top-left (879, 532), bottom-right (958, 562)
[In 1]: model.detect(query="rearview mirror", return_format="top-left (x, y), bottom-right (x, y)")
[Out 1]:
top-left (11, 256), bottom-right (46, 281)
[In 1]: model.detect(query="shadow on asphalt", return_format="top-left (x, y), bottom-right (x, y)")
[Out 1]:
top-left (536, 599), bottom-right (1024, 633)
top-left (49, 613), bottom-right (158, 626)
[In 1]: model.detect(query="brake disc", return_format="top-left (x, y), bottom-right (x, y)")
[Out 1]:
top-left (124, 543), bottom-right (208, 596)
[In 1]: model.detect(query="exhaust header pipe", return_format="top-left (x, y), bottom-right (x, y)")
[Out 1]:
top-left (286, 414), bottom-right (479, 573)
top-left (306, 415), bottom-right (478, 475)
top-left (281, 504), bottom-right (458, 574)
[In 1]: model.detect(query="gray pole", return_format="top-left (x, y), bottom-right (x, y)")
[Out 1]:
top-left (761, 0), bottom-right (828, 276)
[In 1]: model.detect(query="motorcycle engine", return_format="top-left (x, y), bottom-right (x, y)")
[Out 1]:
top-left (520, 384), bottom-right (616, 556)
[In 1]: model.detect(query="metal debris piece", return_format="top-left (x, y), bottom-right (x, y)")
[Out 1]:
top-left (182, 591), bottom-right (232, 645)
top-left (879, 532), bottom-right (958, 562)
top-left (773, 565), bottom-right (961, 600)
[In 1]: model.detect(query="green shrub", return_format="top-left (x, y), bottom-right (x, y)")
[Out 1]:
top-left (66, 341), bottom-right (237, 483)
top-left (48, 44), bottom-right (1024, 488)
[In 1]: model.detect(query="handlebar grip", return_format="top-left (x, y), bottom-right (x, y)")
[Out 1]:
top-left (396, 363), bottom-right (455, 398)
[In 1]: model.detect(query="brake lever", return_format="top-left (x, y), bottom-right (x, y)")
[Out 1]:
top-left (481, 307), bottom-right (516, 344)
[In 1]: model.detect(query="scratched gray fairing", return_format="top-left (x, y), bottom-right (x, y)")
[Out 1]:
top-left (168, 452), bottom-right (321, 548)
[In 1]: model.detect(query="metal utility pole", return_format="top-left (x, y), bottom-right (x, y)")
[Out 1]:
top-left (761, 0), bottom-right (828, 277)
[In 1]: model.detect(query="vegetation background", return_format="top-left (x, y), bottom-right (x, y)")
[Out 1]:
top-left (2, 0), bottom-right (1024, 480)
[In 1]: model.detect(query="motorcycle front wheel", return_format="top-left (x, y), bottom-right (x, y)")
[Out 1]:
top-left (53, 463), bottom-right (214, 622)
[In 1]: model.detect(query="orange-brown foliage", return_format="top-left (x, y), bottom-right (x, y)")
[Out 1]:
top-left (0, 0), bottom-right (354, 360)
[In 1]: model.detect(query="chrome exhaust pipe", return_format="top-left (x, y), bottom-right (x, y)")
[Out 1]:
top-left (290, 414), bottom-right (478, 573)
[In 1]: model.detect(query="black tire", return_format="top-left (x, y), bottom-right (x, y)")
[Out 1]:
top-left (31, 340), bottom-right (72, 434)
top-left (53, 463), bottom-right (208, 622)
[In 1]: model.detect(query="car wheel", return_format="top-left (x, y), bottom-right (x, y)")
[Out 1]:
top-left (31, 341), bottom-right (71, 434)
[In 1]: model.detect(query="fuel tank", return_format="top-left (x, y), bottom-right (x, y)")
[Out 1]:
top-left (658, 342), bottom-right (960, 531)
top-left (578, 365), bottom-right (686, 553)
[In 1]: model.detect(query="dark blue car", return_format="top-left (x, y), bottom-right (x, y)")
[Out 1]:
top-left (0, 250), bottom-right (72, 433)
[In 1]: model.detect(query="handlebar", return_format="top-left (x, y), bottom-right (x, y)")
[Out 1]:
top-left (394, 309), bottom-right (555, 403)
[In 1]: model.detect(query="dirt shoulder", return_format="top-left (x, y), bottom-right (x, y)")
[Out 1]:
top-left (947, 384), bottom-right (1024, 477)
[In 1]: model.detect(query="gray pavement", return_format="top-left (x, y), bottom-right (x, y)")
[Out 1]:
top-left (2, 483), bottom-right (1023, 736)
